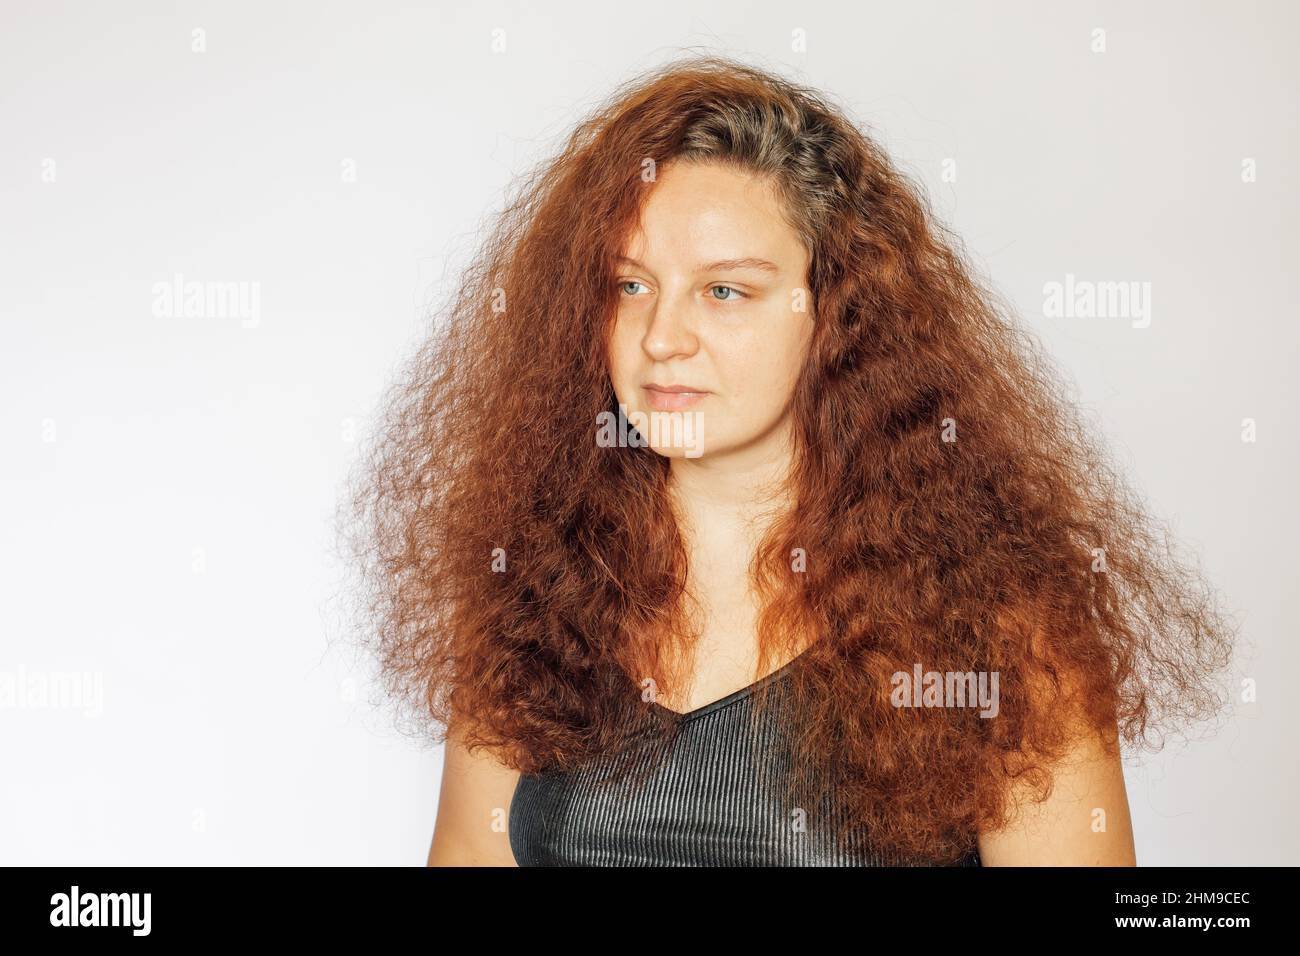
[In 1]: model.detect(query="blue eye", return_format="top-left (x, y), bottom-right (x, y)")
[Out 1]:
top-left (709, 285), bottom-right (746, 301)
top-left (619, 280), bottom-right (649, 295)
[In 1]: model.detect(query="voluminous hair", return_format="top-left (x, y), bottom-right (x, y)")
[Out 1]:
top-left (340, 53), bottom-right (1238, 863)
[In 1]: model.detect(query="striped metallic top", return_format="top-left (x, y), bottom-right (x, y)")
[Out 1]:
top-left (509, 654), bottom-right (983, 867)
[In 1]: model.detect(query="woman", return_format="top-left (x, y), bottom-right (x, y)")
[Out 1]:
top-left (342, 55), bottom-right (1237, 866)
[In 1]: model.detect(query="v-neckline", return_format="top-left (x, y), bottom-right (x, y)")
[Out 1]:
top-left (645, 645), bottom-right (814, 722)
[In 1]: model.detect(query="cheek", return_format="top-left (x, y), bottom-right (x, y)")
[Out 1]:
top-left (719, 325), bottom-right (806, 406)
top-left (606, 321), bottom-right (635, 384)
top-left (730, 359), bottom-right (791, 420)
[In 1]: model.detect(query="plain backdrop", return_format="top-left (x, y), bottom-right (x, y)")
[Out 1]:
top-left (1, 0), bottom-right (1295, 865)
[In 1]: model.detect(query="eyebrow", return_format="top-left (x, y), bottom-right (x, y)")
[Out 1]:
top-left (614, 255), bottom-right (780, 274)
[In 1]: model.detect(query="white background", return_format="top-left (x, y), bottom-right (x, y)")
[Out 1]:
top-left (2, 0), bottom-right (1295, 864)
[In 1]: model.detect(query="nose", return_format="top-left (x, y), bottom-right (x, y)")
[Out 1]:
top-left (641, 293), bottom-right (699, 362)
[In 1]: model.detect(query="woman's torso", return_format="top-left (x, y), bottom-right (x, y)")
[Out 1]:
top-left (508, 655), bottom-right (983, 867)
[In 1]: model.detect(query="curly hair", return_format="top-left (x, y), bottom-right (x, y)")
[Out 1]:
top-left (338, 53), bottom-right (1239, 863)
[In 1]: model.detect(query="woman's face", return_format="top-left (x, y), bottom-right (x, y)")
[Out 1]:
top-left (606, 160), bottom-right (814, 463)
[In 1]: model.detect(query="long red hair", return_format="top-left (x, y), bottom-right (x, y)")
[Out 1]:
top-left (339, 54), bottom-right (1238, 862)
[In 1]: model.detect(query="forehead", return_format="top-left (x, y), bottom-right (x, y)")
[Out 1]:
top-left (620, 160), bottom-right (805, 270)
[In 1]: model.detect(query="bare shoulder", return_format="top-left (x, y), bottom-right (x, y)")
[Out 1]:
top-left (977, 712), bottom-right (1137, 866)
top-left (426, 717), bottom-right (522, 866)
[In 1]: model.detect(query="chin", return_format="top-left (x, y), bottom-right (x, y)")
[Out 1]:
top-left (615, 403), bottom-right (711, 460)
top-left (648, 442), bottom-right (709, 460)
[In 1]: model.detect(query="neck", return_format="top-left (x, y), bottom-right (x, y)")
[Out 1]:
top-left (666, 419), bottom-right (798, 549)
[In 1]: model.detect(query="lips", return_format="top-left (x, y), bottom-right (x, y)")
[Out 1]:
top-left (643, 383), bottom-right (709, 411)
